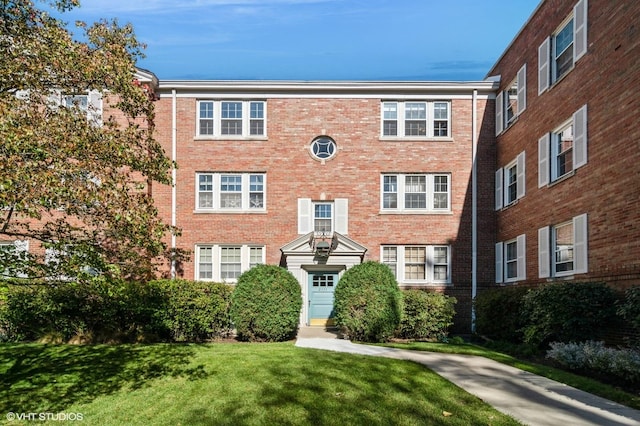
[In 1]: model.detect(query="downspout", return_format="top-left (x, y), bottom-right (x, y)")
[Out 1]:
top-left (471, 89), bottom-right (478, 333)
top-left (170, 89), bottom-right (177, 279)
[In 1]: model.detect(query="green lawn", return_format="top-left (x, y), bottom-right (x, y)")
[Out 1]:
top-left (381, 341), bottom-right (640, 411)
top-left (0, 342), bottom-right (520, 425)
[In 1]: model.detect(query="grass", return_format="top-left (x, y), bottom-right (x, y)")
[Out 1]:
top-left (380, 341), bottom-right (640, 411)
top-left (0, 342), bottom-right (521, 426)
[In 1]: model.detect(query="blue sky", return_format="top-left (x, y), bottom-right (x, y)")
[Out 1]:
top-left (61, 0), bottom-right (540, 81)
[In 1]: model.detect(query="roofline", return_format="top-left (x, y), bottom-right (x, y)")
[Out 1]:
top-left (156, 79), bottom-right (499, 96)
top-left (485, 0), bottom-right (544, 78)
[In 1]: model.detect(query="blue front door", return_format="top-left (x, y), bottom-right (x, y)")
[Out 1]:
top-left (308, 272), bottom-right (338, 326)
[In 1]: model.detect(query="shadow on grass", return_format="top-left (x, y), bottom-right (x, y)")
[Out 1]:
top-left (0, 343), bottom-right (208, 413)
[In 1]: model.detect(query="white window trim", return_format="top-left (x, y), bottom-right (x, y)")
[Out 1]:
top-left (495, 151), bottom-right (525, 210)
top-left (195, 172), bottom-right (266, 213)
top-left (495, 235), bottom-right (526, 283)
top-left (382, 245), bottom-right (452, 285)
top-left (380, 173), bottom-right (451, 213)
top-left (0, 240), bottom-right (29, 278)
top-left (57, 90), bottom-right (103, 126)
top-left (496, 64), bottom-right (526, 136)
top-left (538, 104), bottom-right (587, 187)
top-left (195, 244), bottom-right (265, 283)
top-left (538, 213), bottom-right (588, 278)
top-left (380, 101), bottom-right (451, 140)
top-left (538, 0), bottom-right (587, 94)
top-left (196, 100), bottom-right (267, 139)
top-left (298, 198), bottom-right (348, 235)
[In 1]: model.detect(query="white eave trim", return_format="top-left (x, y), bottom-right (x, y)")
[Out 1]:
top-left (156, 80), bottom-right (499, 98)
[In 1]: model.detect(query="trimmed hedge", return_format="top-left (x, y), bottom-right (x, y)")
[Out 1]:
top-left (617, 286), bottom-right (640, 338)
top-left (521, 282), bottom-right (618, 347)
top-left (334, 261), bottom-right (402, 343)
top-left (474, 286), bottom-right (529, 343)
top-left (229, 265), bottom-right (302, 342)
top-left (396, 290), bottom-right (456, 340)
top-left (150, 279), bottom-right (233, 342)
top-left (0, 278), bottom-right (233, 343)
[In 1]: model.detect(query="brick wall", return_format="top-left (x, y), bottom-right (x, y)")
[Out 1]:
top-left (488, 0), bottom-right (640, 293)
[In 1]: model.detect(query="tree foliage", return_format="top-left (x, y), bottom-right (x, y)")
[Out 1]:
top-left (0, 0), bottom-right (176, 280)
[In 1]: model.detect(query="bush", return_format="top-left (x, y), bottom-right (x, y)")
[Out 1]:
top-left (546, 341), bottom-right (640, 384)
top-left (396, 290), bottom-right (456, 340)
top-left (0, 278), bottom-right (233, 343)
top-left (230, 265), bottom-right (302, 342)
top-left (521, 282), bottom-right (618, 347)
top-left (474, 286), bottom-right (529, 342)
top-left (333, 261), bottom-right (402, 343)
top-left (617, 286), bottom-right (640, 336)
top-left (149, 279), bottom-right (233, 342)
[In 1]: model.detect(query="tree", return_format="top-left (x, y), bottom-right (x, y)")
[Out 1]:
top-left (0, 0), bottom-right (177, 281)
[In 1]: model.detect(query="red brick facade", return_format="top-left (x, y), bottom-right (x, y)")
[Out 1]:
top-left (151, 83), bottom-right (497, 332)
top-left (488, 0), bottom-right (640, 296)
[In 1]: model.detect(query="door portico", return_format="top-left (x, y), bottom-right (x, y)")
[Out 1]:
top-left (280, 232), bottom-right (367, 326)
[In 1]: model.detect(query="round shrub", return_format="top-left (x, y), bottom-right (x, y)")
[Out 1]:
top-left (521, 282), bottom-right (618, 347)
top-left (474, 286), bottom-right (529, 342)
top-left (396, 290), bottom-right (456, 340)
top-left (230, 265), bottom-right (302, 342)
top-left (333, 261), bottom-right (402, 342)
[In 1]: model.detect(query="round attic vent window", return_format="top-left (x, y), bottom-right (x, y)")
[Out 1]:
top-left (310, 136), bottom-right (337, 160)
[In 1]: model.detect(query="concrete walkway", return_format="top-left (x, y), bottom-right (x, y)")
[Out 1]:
top-left (295, 328), bottom-right (640, 426)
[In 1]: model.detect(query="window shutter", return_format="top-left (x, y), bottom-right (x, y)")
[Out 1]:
top-left (495, 242), bottom-right (503, 283)
top-left (517, 64), bottom-right (527, 114)
top-left (334, 198), bottom-right (348, 234)
top-left (88, 90), bottom-right (103, 125)
top-left (297, 198), bottom-right (312, 234)
top-left (495, 92), bottom-right (504, 135)
top-left (538, 134), bottom-right (550, 187)
top-left (574, 0), bottom-right (588, 61)
top-left (573, 213), bottom-right (588, 274)
top-left (495, 168), bottom-right (503, 210)
top-left (538, 37), bottom-right (550, 94)
top-left (573, 104), bottom-right (588, 169)
top-left (517, 151), bottom-right (526, 199)
top-left (538, 226), bottom-right (550, 278)
top-left (517, 234), bottom-right (526, 280)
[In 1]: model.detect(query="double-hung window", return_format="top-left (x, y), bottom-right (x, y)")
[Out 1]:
top-left (381, 101), bottom-right (450, 138)
top-left (61, 90), bottom-right (103, 125)
top-left (314, 203), bottom-right (333, 234)
top-left (495, 64), bottom-right (526, 135)
top-left (495, 152), bottom-right (525, 210)
top-left (196, 245), bottom-right (264, 282)
top-left (495, 235), bottom-right (526, 283)
top-left (538, 105), bottom-right (587, 187)
top-left (297, 198), bottom-right (348, 235)
top-left (197, 100), bottom-right (266, 138)
top-left (196, 172), bottom-right (266, 212)
top-left (538, 0), bottom-right (587, 93)
top-left (381, 245), bottom-right (451, 284)
top-left (538, 213), bottom-right (588, 278)
top-left (381, 174), bottom-right (450, 213)
top-left (0, 240), bottom-right (29, 278)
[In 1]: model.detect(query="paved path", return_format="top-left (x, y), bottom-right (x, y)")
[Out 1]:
top-left (295, 336), bottom-right (640, 426)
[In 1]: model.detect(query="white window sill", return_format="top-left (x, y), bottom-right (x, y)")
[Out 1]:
top-left (194, 136), bottom-right (268, 141)
top-left (379, 137), bottom-right (453, 142)
top-left (194, 209), bottom-right (267, 214)
top-left (379, 210), bottom-right (452, 215)
top-left (399, 282), bottom-right (452, 287)
top-left (548, 170), bottom-right (576, 187)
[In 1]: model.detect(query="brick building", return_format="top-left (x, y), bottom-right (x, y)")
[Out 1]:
top-left (4, 0), bottom-right (639, 333)
top-left (489, 0), bottom-right (640, 303)
top-left (151, 81), bottom-right (497, 331)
